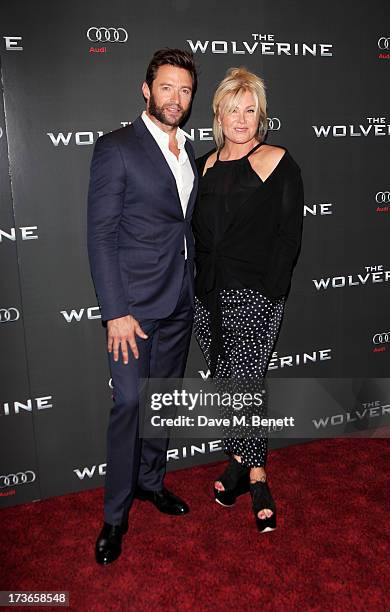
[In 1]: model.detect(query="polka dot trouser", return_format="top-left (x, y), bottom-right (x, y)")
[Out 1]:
top-left (194, 289), bottom-right (284, 468)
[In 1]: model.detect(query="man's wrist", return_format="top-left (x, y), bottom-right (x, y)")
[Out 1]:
top-left (105, 311), bottom-right (132, 323)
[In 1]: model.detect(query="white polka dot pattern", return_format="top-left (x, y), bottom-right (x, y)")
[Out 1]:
top-left (194, 289), bottom-right (284, 467)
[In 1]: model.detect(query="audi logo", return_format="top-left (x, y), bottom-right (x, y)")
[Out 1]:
top-left (0, 308), bottom-right (20, 323)
top-left (375, 192), bottom-right (390, 204)
top-left (378, 37), bottom-right (390, 50)
top-left (373, 332), bottom-right (390, 345)
top-left (0, 470), bottom-right (36, 488)
top-left (86, 27), bottom-right (128, 43)
top-left (267, 117), bottom-right (281, 131)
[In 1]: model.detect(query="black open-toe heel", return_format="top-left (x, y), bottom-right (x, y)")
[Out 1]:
top-left (250, 480), bottom-right (277, 533)
top-left (214, 457), bottom-right (249, 507)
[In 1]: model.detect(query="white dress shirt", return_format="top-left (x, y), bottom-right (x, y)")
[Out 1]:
top-left (142, 111), bottom-right (194, 258)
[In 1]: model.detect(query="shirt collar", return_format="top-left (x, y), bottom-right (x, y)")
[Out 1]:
top-left (142, 111), bottom-right (186, 150)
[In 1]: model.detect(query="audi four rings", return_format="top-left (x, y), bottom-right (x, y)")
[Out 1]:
top-left (86, 27), bottom-right (128, 43)
top-left (378, 37), bottom-right (390, 50)
top-left (0, 308), bottom-right (20, 323)
top-left (375, 192), bottom-right (390, 204)
top-left (267, 117), bottom-right (282, 130)
top-left (0, 471), bottom-right (36, 488)
top-left (267, 118), bottom-right (281, 130)
top-left (373, 333), bottom-right (390, 345)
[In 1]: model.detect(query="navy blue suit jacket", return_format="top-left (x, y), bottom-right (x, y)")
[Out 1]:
top-left (87, 116), bottom-right (198, 322)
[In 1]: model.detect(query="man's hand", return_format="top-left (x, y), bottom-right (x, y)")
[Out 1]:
top-left (107, 315), bottom-right (148, 364)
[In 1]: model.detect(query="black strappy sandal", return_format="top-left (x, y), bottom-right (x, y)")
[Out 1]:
top-left (250, 480), bottom-right (277, 532)
top-left (214, 457), bottom-right (249, 507)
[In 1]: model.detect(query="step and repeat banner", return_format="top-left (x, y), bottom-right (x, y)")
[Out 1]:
top-left (1, 0), bottom-right (389, 508)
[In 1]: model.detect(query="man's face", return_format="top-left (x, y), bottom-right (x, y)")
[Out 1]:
top-left (142, 64), bottom-right (193, 128)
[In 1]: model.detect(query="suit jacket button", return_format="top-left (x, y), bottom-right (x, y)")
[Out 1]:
top-left (180, 250), bottom-right (185, 255)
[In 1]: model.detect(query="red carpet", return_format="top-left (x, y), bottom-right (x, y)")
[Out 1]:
top-left (1, 438), bottom-right (389, 610)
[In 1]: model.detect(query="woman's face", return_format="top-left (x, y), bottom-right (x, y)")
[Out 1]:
top-left (219, 90), bottom-right (259, 146)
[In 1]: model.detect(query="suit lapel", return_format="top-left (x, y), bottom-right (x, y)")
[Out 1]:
top-left (185, 140), bottom-right (198, 221)
top-left (133, 116), bottom-right (183, 216)
top-left (133, 116), bottom-right (198, 221)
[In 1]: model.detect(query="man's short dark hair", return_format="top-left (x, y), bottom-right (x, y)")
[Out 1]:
top-left (145, 48), bottom-right (198, 96)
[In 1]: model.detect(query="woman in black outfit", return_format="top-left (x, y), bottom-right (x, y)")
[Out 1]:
top-left (192, 67), bottom-right (304, 533)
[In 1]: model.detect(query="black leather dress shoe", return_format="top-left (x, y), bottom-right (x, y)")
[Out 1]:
top-left (135, 486), bottom-right (189, 515)
top-left (95, 521), bottom-right (128, 565)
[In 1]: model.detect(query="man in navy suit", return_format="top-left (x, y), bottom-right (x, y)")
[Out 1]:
top-left (87, 49), bottom-right (198, 565)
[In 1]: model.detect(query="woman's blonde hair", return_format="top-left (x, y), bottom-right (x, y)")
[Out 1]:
top-left (212, 67), bottom-right (267, 150)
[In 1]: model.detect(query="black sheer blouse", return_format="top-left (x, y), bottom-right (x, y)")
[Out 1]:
top-left (192, 144), bottom-right (304, 373)
top-left (193, 144), bottom-right (304, 300)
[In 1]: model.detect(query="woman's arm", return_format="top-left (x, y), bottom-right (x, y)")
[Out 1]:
top-left (263, 166), bottom-right (304, 298)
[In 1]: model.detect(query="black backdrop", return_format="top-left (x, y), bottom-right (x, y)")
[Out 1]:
top-left (1, 0), bottom-right (389, 508)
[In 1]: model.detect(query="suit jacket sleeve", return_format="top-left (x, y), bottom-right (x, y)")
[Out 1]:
top-left (87, 135), bottom-right (130, 321)
top-left (263, 165), bottom-right (304, 298)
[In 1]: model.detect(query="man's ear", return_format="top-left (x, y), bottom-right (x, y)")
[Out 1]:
top-left (142, 81), bottom-right (150, 103)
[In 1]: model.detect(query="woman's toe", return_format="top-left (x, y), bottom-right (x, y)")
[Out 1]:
top-left (214, 481), bottom-right (225, 491)
top-left (258, 508), bottom-right (273, 519)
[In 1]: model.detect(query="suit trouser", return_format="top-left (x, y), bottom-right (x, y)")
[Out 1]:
top-left (104, 265), bottom-right (193, 526)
